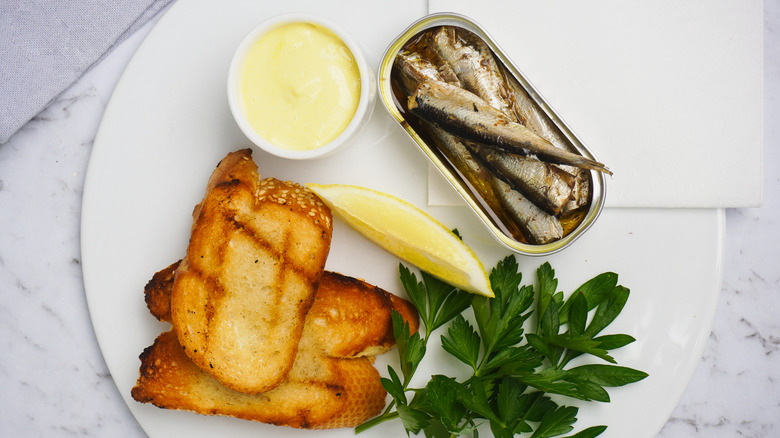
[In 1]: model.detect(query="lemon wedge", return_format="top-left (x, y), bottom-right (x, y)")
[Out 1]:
top-left (307, 183), bottom-right (493, 297)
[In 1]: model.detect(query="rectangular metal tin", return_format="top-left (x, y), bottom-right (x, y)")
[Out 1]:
top-left (377, 13), bottom-right (606, 256)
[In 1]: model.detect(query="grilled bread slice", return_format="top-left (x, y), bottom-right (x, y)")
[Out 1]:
top-left (170, 149), bottom-right (333, 394)
top-left (300, 271), bottom-right (419, 358)
top-left (131, 330), bottom-right (386, 429)
top-left (136, 263), bottom-right (419, 428)
top-left (145, 261), bottom-right (419, 358)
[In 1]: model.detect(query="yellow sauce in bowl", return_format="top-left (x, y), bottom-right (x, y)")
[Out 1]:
top-left (239, 22), bottom-right (362, 151)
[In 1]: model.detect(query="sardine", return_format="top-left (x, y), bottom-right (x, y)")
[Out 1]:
top-left (423, 126), bottom-right (525, 240)
top-left (394, 51), bottom-right (456, 94)
top-left (407, 80), bottom-right (612, 175)
top-left (564, 172), bottom-right (590, 212)
top-left (500, 65), bottom-right (591, 211)
top-left (428, 27), bottom-right (515, 119)
top-left (465, 142), bottom-right (573, 216)
top-left (492, 177), bottom-right (563, 245)
top-left (427, 128), bottom-right (499, 208)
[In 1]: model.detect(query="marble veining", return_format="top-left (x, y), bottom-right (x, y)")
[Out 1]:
top-left (1, 2), bottom-right (778, 438)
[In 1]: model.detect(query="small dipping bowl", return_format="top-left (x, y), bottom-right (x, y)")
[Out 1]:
top-left (228, 14), bottom-right (375, 159)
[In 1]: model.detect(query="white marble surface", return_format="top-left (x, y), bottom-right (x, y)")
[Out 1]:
top-left (1, 2), bottom-right (778, 437)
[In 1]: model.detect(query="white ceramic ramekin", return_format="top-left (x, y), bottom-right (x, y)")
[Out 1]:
top-left (227, 13), bottom-right (375, 159)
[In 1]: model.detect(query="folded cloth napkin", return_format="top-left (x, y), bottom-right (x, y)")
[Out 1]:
top-left (0, 0), bottom-right (174, 143)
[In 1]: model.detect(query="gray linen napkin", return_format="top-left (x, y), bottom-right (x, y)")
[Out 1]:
top-left (0, 0), bottom-right (174, 143)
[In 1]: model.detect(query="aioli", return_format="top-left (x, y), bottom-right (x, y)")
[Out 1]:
top-left (240, 22), bottom-right (361, 151)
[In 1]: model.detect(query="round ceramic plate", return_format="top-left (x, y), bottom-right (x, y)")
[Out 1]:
top-left (81, 1), bottom-right (723, 437)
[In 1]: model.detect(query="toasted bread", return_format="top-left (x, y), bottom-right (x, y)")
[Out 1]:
top-left (136, 264), bottom-right (419, 428)
top-left (131, 330), bottom-right (386, 429)
top-left (301, 271), bottom-right (419, 358)
top-left (170, 149), bottom-right (333, 394)
top-left (145, 261), bottom-right (419, 358)
top-left (135, 149), bottom-right (420, 429)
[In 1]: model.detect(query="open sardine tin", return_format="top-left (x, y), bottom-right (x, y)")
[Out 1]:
top-left (378, 13), bottom-right (606, 256)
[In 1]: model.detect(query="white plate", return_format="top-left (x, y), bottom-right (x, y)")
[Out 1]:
top-left (81, 1), bottom-right (724, 437)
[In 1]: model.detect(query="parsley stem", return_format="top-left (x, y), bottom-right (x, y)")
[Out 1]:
top-left (354, 410), bottom-right (399, 434)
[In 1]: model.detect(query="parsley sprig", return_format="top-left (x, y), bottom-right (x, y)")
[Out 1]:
top-left (355, 255), bottom-right (648, 437)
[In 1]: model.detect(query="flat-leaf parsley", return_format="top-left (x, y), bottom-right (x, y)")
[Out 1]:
top-left (356, 255), bottom-right (648, 437)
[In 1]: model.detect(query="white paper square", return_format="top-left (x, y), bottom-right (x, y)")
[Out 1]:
top-left (427, 0), bottom-right (763, 208)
